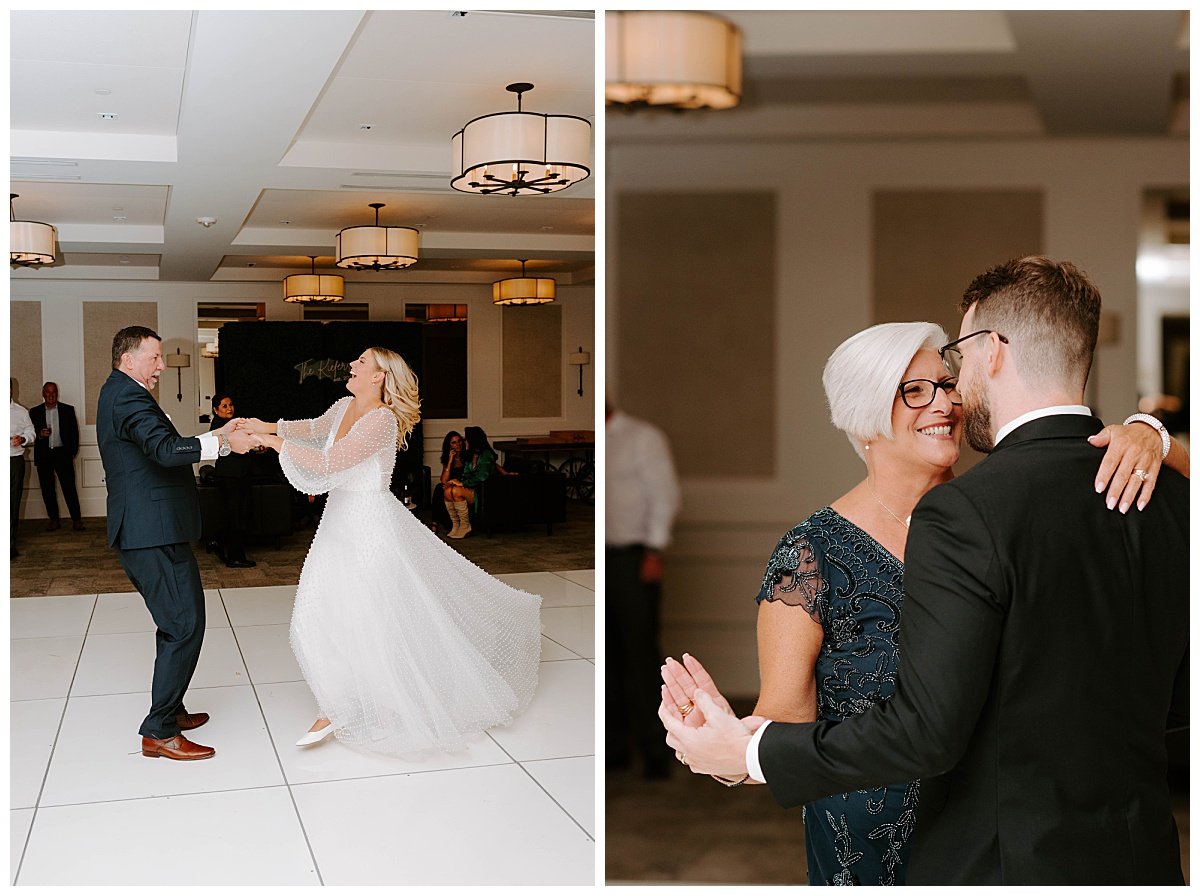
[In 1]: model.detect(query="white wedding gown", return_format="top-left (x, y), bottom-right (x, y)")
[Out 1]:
top-left (277, 397), bottom-right (541, 755)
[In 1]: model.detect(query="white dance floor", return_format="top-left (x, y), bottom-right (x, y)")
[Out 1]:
top-left (10, 570), bottom-right (596, 885)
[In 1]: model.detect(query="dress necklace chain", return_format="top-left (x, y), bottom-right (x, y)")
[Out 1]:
top-left (868, 482), bottom-right (911, 529)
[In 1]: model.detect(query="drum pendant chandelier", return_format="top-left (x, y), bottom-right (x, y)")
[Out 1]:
top-left (284, 255), bottom-right (345, 304)
top-left (10, 193), bottom-right (58, 268)
top-left (335, 203), bottom-right (419, 271)
top-left (451, 82), bottom-right (591, 196)
top-left (492, 259), bottom-right (556, 306)
top-left (606, 11), bottom-right (743, 111)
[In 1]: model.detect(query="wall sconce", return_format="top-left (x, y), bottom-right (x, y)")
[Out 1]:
top-left (569, 346), bottom-right (591, 398)
top-left (165, 347), bottom-right (191, 403)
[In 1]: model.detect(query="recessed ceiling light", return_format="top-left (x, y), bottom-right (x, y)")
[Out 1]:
top-left (359, 124), bottom-right (373, 130)
top-left (94, 89), bottom-right (111, 96)
top-left (113, 215), bottom-right (127, 221)
top-left (98, 112), bottom-right (117, 120)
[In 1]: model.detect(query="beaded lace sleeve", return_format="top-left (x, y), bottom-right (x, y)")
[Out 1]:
top-left (755, 528), bottom-right (829, 624)
top-left (277, 397), bottom-right (350, 448)
top-left (279, 406), bottom-right (396, 495)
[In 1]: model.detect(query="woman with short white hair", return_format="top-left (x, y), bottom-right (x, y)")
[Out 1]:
top-left (664, 321), bottom-right (1187, 885)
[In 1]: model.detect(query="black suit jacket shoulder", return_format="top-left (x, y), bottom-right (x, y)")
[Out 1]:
top-left (96, 370), bottom-right (204, 549)
top-left (758, 414), bottom-right (1188, 884)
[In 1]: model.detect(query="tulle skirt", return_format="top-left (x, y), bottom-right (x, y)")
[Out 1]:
top-left (289, 487), bottom-right (542, 755)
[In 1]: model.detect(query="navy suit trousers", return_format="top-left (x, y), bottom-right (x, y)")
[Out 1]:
top-left (118, 543), bottom-right (205, 738)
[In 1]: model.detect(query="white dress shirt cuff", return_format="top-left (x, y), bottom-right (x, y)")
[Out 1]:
top-left (746, 719), bottom-right (772, 784)
top-left (198, 432), bottom-right (219, 462)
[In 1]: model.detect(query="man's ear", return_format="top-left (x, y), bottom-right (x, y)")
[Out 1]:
top-left (985, 332), bottom-right (1005, 378)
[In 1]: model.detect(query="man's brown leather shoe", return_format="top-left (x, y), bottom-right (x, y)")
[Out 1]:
top-left (175, 711), bottom-right (209, 731)
top-left (141, 734), bottom-right (215, 760)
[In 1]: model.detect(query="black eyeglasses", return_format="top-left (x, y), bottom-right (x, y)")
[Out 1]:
top-left (897, 378), bottom-right (962, 409)
top-left (938, 330), bottom-right (1009, 377)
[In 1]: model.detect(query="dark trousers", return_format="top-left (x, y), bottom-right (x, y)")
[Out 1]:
top-left (35, 447), bottom-right (82, 522)
top-left (10, 455), bottom-right (25, 556)
top-left (605, 544), bottom-right (668, 773)
top-left (215, 475), bottom-right (251, 560)
top-left (117, 543), bottom-right (205, 738)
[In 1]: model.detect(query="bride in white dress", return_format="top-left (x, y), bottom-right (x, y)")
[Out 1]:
top-left (240, 347), bottom-right (541, 754)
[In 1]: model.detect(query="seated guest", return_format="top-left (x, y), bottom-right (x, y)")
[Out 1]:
top-left (444, 425), bottom-right (496, 539)
top-left (207, 393), bottom-right (256, 568)
top-left (431, 431), bottom-right (465, 534)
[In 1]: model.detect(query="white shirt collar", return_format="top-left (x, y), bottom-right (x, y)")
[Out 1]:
top-left (994, 405), bottom-right (1092, 446)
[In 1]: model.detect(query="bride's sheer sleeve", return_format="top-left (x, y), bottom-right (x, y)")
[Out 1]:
top-left (755, 527), bottom-right (828, 624)
top-left (279, 407), bottom-right (396, 495)
top-left (277, 397), bottom-right (350, 448)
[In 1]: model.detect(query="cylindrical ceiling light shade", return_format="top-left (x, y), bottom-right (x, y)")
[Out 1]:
top-left (284, 256), bottom-right (345, 303)
top-left (492, 260), bottom-right (556, 305)
top-left (452, 83), bottom-right (591, 196)
top-left (10, 194), bottom-right (57, 267)
top-left (335, 203), bottom-right (419, 271)
top-left (606, 11), bottom-right (742, 110)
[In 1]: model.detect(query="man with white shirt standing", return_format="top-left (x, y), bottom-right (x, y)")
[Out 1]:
top-left (11, 379), bottom-right (36, 559)
top-left (607, 400), bottom-right (680, 778)
top-left (30, 381), bottom-right (84, 531)
top-left (97, 326), bottom-right (255, 761)
top-left (661, 257), bottom-right (1189, 884)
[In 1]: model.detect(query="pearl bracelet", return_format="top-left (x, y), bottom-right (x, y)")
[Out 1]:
top-left (1123, 413), bottom-right (1171, 460)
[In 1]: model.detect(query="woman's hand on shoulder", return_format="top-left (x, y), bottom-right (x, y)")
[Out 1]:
top-left (1088, 422), bottom-right (1170, 513)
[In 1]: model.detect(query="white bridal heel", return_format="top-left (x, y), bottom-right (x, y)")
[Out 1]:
top-left (296, 721), bottom-right (335, 746)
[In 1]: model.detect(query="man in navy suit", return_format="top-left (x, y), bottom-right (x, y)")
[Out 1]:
top-left (97, 326), bottom-right (254, 760)
top-left (30, 381), bottom-right (84, 531)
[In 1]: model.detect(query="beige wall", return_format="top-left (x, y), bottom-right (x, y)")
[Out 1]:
top-left (608, 136), bottom-right (1187, 696)
top-left (10, 278), bottom-right (595, 520)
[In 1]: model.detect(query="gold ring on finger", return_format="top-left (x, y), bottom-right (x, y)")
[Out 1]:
top-left (678, 701), bottom-right (695, 717)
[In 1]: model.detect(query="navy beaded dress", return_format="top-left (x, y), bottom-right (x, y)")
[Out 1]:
top-left (756, 507), bottom-right (918, 886)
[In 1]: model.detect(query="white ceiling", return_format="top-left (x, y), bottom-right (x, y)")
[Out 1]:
top-left (608, 10), bottom-right (1188, 143)
top-left (10, 10), bottom-right (595, 284)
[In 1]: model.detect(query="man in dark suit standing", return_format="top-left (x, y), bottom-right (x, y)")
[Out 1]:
top-left (30, 381), bottom-right (84, 531)
top-left (97, 326), bottom-right (254, 760)
top-left (662, 257), bottom-right (1188, 884)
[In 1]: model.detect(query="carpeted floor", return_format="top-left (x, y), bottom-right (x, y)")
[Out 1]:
top-left (10, 500), bottom-right (594, 598)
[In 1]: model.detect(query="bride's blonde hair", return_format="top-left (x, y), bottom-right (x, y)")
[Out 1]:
top-left (367, 346), bottom-right (421, 450)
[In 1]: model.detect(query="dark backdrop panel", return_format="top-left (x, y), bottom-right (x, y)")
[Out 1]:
top-left (216, 321), bottom-right (424, 472)
top-left (422, 321), bottom-right (468, 418)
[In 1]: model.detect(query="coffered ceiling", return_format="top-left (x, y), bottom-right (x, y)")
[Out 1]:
top-left (10, 10), bottom-right (595, 284)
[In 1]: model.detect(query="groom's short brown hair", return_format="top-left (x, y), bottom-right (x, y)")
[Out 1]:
top-left (959, 256), bottom-right (1101, 394)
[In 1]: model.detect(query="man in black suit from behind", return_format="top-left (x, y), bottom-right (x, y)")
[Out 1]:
top-left (97, 326), bottom-right (254, 760)
top-left (30, 381), bottom-right (84, 531)
top-left (663, 257), bottom-right (1188, 884)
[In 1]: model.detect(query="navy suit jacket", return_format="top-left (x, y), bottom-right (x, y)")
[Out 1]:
top-left (30, 401), bottom-right (80, 465)
top-left (96, 369), bottom-right (203, 549)
top-left (758, 414), bottom-right (1188, 884)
